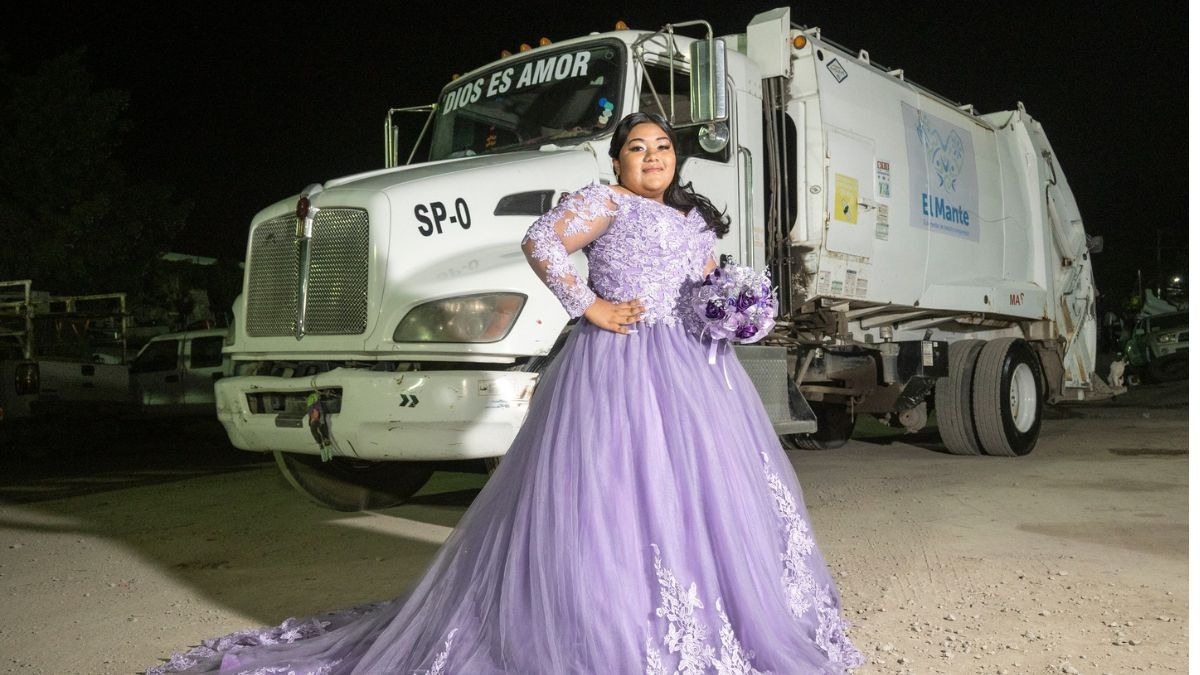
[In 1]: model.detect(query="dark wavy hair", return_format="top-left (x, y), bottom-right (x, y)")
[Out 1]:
top-left (608, 112), bottom-right (730, 237)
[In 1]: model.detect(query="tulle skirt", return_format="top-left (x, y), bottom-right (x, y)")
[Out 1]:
top-left (149, 320), bottom-right (863, 674)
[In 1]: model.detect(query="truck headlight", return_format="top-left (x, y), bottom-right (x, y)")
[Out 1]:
top-left (394, 293), bottom-right (526, 343)
top-left (1157, 333), bottom-right (1181, 344)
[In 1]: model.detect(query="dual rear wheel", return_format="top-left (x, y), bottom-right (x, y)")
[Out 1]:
top-left (936, 337), bottom-right (1043, 456)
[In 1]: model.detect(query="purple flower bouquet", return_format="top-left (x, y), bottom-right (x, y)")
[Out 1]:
top-left (691, 262), bottom-right (777, 346)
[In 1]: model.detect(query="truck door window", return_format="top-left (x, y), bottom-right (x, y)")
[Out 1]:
top-left (430, 42), bottom-right (625, 160)
top-left (638, 62), bottom-right (730, 163)
top-left (190, 336), bottom-right (224, 369)
top-left (131, 339), bottom-right (179, 374)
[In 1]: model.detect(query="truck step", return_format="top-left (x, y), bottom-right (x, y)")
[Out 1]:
top-left (733, 344), bottom-right (818, 435)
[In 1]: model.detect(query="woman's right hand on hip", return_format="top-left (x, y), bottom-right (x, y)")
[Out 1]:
top-left (584, 297), bottom-right (645, 335)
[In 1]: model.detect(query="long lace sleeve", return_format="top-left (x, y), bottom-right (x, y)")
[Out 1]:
top-left (521, 183), bottom-right (618, 318)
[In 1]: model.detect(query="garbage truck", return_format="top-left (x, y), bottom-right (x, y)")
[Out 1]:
top-left (214, 7), bottom-right (1099, 510)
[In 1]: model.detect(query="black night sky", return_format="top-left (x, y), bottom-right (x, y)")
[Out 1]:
top-left (4, 1), bottom-right (1189, 302)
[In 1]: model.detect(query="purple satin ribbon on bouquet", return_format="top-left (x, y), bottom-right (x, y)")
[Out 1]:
top-left (704, 330), bottom-right (734, 390)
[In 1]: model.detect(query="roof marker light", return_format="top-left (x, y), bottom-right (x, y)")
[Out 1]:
top-left (615, 20), bottom-right (628, 30)
top-left (539, 37), bottom-right (551, 46)
top-left (519, 43), bottom-right (532, 52)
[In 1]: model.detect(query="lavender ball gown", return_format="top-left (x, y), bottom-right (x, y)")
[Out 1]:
top-left (148, 183), bottom-right (863, 674)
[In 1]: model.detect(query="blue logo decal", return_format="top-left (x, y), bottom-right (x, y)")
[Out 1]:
top-left (915, 113), bottom-right (965, 192)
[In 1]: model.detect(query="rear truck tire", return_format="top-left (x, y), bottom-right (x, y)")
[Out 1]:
top-left (971, 338), bottom-right (1044, 457)
top-left (782, 402), bottom-right (853, 451)
top-left (1147, 353), bottom-right (1188, 383)
top-left (934, 340), bottom-right (986, 455)
top-left (273, 451), bottom-right (434, 512)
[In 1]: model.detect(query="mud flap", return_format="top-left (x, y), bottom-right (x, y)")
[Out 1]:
top-left (733, 344), bottom-right (818, 435)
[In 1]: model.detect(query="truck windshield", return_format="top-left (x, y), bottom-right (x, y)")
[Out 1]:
top-left (430, 42), bottom-right (624, 160)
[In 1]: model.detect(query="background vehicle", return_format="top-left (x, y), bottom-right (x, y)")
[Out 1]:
top-left (129, 328), bottom-right (231, 417)
top-left (0, 281), bottom-right (130, 421)
top-left (0, 280), bottom-right (131, 454)
top-left (215, 8), bottom-right (1100, 510)
top-left (1123, 310), bottom-right (1188, 384)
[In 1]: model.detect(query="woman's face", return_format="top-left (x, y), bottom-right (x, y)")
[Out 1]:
top-left (613, 121), bottom-right (676, 202)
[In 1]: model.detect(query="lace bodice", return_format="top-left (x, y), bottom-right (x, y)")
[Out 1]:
top-left (522, 183), bottom-right (717, 325)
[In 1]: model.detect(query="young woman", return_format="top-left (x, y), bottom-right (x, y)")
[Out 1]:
top-left (149, 112), bottom-right (862, 674)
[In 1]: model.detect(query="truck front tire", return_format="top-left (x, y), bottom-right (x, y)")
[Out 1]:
top-left (273, 451), bottom-right (434, 511)
top-left (971, 338), bottom-right (1043, 457)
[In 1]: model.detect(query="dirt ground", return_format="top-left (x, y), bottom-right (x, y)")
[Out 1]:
top-left (0, 382), bottom-right (1188, 674)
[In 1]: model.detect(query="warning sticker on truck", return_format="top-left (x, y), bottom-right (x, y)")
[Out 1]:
top-left (816, 270), bottom-right (832, 296)
top-left (876, 160), bottom-right (892, 199)
top-left (833, 174), bottom-right (859, 224)
top-left (826, 58), bottom-right (849, 83)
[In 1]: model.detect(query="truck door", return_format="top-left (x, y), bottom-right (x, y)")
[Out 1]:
top-left (824, 130), bottom-right (877, 261)
top-left (129, 338), bottom-right (183, 415)
top-left (182, 334), bottom-right (224, 413)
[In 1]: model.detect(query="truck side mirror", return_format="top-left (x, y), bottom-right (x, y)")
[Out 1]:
top-left (690, 38), bottom-right (728, 122)
top-left (690, 38), bottom-right (729, 152)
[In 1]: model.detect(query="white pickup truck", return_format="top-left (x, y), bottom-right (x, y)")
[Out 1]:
top-left (0, 281), bottom-right (130, 437)
top-left (129, 327), bottom-right (231, 418)
top-left (0, 279), bottom-right (233, 455)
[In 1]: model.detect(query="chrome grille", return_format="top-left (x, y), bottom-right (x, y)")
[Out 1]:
top-left (245, 216), bottom-right (299, 337)
top-left (307, 210), bottom-right (369, 335)
top-left (245, 208), bottom-right (369, 337)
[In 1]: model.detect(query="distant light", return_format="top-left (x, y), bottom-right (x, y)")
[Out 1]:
top-left (615, 20), bottom-right (628, 30)
top-left (1171, 276), bottom-right (1183, 284)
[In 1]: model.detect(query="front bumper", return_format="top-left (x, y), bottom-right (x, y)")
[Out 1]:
top-left (215, 367), bottom-right (538, 461)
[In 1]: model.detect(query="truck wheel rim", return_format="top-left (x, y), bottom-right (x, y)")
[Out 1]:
top-left (1009, 362), bottom-right (1038, 433)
